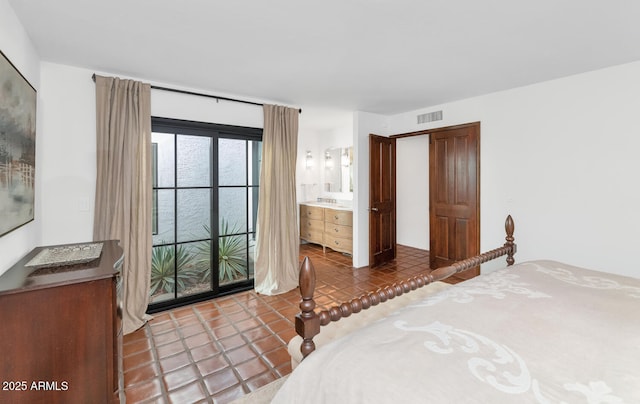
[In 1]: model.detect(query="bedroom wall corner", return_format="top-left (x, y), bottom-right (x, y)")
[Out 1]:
top-left (352, 111), bottom-right (390, 268)
top-left (38, 62), bottom-right (97, 245)
top-left (0, 0), bottom-right (42, 276)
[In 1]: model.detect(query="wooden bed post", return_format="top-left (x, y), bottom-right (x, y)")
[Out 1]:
top-left (295, 257), bottom-right (320, 359)
top-left (294, 215), bottom-right (517, 363)
top-left (505, 214), bottom-right (516, 266)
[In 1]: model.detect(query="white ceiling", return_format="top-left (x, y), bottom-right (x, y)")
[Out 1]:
top-left (9, 0), bottom-right (640, 117)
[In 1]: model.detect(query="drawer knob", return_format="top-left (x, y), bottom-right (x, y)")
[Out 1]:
top-left (334, 215), bottom-right (339, 220)
top-left (335, 240), bottom-right (339, 245)
top-left (334, 228), bottom-right (339, 232)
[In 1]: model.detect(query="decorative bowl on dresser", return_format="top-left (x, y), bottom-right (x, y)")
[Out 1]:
top-left (0, 240), bottom-right (123, 404)
top-left (300, 203), bottom-right (353, 255)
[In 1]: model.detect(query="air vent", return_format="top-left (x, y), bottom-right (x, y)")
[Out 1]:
top-left (417, 110), bottom-right (443, 124)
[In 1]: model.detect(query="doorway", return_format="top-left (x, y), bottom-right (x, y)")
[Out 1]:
top-left (374, 122), bottom-right (480, 279)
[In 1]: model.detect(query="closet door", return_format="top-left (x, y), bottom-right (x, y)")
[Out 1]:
top-left (429, 123), bottom-right (479, 280)
top-left (369, 134), bottom-right (396, 268)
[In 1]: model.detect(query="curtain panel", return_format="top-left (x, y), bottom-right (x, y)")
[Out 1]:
top-left (254, 104), bottom-right (300, 295)
top-left (94, 75), bottom-right (152, 334)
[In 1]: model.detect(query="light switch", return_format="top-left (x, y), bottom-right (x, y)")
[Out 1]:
top-left (78, 197), bottom-right (90, 212)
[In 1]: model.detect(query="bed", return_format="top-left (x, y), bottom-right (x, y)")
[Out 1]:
top-left (273, 216), bottom-right (640, 403)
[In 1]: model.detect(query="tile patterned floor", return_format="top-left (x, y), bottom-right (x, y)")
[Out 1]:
top-left (121, 243), bottom-right (431, 403)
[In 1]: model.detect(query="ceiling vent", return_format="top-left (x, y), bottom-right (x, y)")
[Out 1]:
top-left (417, 110), bottom-right (443, 124)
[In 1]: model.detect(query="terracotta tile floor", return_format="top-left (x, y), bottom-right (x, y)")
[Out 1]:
top-left (122, 243), bottom-right (431, 403)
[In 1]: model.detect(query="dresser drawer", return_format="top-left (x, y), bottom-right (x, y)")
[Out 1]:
top-left (300, 228), bottom-right (323, 244)
top-left (324, 235), bottom-right (353, 254)
top-left (324, 223), bottom-right (353, 240)
top-left (301, 205), bottom-right (324, 221)
top-left (325, 209), bottom-right (353, 226)
top-left (301, 218), bottom-right (324, 232)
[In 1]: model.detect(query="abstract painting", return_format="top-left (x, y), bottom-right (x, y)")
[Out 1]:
top-left (0, 50), bottom-right (36, 237)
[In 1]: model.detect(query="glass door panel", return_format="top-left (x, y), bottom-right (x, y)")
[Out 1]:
top-left (219, 188), bottom-right (247, 233)
top-left (176, 241), bottom-right (209, 298)
top-left (218, 234), bottom-right (248, 286)
top-left (152, 189), bottom-right (175, 245)
top-left (149, 119), bottom-right (262, 312)
top-left (177, 135), bottom-right (211, 187)
top-left (176, 189), bottom-right (211, 242)
top-left (219, 138), bottom-right (247, 186)
top-left (218, 138), bottom-right (259, 286)
top-left (150, 244), bottom-right (177, 304)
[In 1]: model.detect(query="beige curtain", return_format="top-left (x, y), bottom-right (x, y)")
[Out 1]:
top-left (254, 104), bottom-right (300, 295)
top-left (94, 75), bottom-right (152, 334)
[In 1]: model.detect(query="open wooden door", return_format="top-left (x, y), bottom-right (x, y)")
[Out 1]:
top-left (369, 134), bottom-right (396, 268)
top-left (429, 123), bottom-right (480, 280)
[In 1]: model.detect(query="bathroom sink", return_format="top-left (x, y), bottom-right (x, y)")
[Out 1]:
top-left (302, 201), bottom-right (352, 210)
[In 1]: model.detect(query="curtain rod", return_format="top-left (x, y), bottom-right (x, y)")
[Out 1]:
top-left (91, 74), bottom-right (301, 113)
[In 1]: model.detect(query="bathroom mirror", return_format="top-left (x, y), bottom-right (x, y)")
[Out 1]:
top-left (324, 146), bottom-right (353, 193)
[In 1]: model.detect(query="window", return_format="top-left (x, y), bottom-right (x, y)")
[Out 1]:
top-left (148, 117), bottom-right (262, 312)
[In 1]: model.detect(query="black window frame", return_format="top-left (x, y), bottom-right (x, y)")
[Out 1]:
top-left (148, 116), bottom-right (263, 314)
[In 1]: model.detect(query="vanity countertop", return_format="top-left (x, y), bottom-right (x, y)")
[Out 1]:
top-left (301, 201), bottom-right (353, 211)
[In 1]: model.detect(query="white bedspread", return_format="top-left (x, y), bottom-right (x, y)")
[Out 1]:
top-left (272, 260), bottom-right (640, 403)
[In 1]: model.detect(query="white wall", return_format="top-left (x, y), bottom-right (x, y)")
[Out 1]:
top-left (352, 111), bottom-right (389, 268)
top-left (38, 64), bottom-right (97, 245)
top-left (151, 88), bottom-right (263, 128)
top-left (388, 61), bottom-right (640, 278)
top-left (396, 136), bottom-right (429, 250)
top-left (0, 0), bottom-right (41, 275)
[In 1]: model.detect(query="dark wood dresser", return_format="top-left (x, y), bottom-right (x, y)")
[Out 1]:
top-left (0, 240), bottom-right (123, 403)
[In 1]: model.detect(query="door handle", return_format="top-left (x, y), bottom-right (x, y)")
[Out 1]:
top-left (370, 207), bottom-right (379, 212)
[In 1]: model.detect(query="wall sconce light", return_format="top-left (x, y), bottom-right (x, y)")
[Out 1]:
top-left (341, 149), bottom-right (350, 167)
top-left (305, 151), bottom-right (313, 169)
top-left (325, 151), bottom-right (334, 169)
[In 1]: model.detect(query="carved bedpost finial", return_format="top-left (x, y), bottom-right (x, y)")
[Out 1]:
top-left (295, 257), bottom-right (320, 359)
top-left (505, 215), bottom-right (516, 266)
top-left (298, 257), bottom-right (316, 313)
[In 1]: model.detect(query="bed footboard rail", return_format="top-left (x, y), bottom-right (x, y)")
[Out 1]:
top-left (295, 215), bottom-right (516, 360)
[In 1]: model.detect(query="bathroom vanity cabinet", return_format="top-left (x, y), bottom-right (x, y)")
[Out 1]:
top-left (300, 203), bottom-right (353, 255)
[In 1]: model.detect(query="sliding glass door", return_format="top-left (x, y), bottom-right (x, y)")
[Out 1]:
top-left (148, 117), bottom-right (262, 312)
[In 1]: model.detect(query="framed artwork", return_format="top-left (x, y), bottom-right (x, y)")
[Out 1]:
top-left (0, 50), bottom-right (37, 237)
